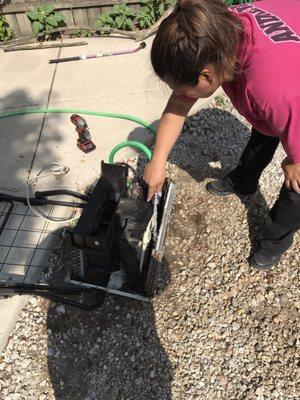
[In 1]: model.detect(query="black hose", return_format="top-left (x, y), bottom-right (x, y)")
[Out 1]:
top-left (0, 193), bottom-right (85, 208)
top-left (35, 189), bottom-right (89, 202)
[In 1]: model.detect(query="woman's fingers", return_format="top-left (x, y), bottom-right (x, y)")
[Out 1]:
top-left (144, 160), bottom-right (166, 201)
top-left (285, 178), bottom-right (300, 193)
top-left (147, 186), bottom-right (156, 202)
top-left (291, 180), bottom-right (300, 193)
top-left (147, 184), bottom-right (163, 201)
top-left (156, 184), bottom-right (163, 196)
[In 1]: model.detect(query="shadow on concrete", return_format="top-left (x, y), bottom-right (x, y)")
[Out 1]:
top-left (128, 106), bottom-right (271, 258)
top-left (0, 89), bottom-right (64, 193)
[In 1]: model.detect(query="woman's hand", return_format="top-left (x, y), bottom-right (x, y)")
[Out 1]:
top-left (281, 157), bottom-right (300, 193)
top-left (144, 159), bottom-right (166, 201)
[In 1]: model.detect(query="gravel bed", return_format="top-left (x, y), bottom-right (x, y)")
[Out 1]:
top-left (0, 95), bottom-right (299, 400)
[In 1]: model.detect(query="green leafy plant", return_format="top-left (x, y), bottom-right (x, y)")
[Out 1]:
top-left (110, 3), bottom-right (136, 29)
top-left (137, 0), bottom-right (176, 29)
top-left (96, 0), bottom-right (177, 32)
top-left (225, 0), bottom-right (253, 5)
top-left (97, 3), bottom-right (135, 31)
top-left (134, 10), bottom-right (153, 29)
top-left (96, 13), bottom-right (116, 32)
top-left (26, 4), bottom-right (65, 37)
top-left (0, 15), bottom-right (14, 42)
top-left (214, 95), bottom-right (226, 107)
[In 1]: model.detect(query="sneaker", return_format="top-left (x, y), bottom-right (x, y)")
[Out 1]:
top-left (206, 177), bottom-right (237, 196)
top-left (249, 249), bottom-right (281, 271)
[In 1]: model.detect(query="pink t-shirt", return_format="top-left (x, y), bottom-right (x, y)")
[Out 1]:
top-left (222, 0), bottom-right (300, 163)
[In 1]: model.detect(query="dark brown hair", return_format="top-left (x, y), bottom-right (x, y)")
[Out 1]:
top-left (151, 0), bottom-right (245, 86)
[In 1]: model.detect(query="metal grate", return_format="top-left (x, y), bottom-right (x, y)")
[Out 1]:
top-left (0, 201), bottom-right (61, 285)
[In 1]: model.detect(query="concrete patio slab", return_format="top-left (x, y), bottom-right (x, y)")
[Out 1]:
top-left (0, 111), bottom-right (56, 192)
top-left (49, 36), bottom-right (156, 103)
top-left (0, 47), bottom-right (59, 110)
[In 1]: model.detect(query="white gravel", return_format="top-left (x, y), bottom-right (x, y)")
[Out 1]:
top-left (0, 94), bottom-right (299, 400)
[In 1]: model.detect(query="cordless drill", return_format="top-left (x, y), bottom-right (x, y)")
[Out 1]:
top-left (70, 114), bottom-right (96, 153)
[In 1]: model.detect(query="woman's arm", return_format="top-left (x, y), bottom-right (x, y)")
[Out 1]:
top-left (144, 93), bottom-right (197, 200)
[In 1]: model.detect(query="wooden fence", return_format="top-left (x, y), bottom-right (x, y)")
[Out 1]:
top-left (1, 0), bottom-right (140, 38)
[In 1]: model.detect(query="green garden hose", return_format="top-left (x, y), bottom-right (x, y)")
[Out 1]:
top-left (108, 141), bottom-right (152, 164)
top-left (0, 108), bottom-right (156, 163)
